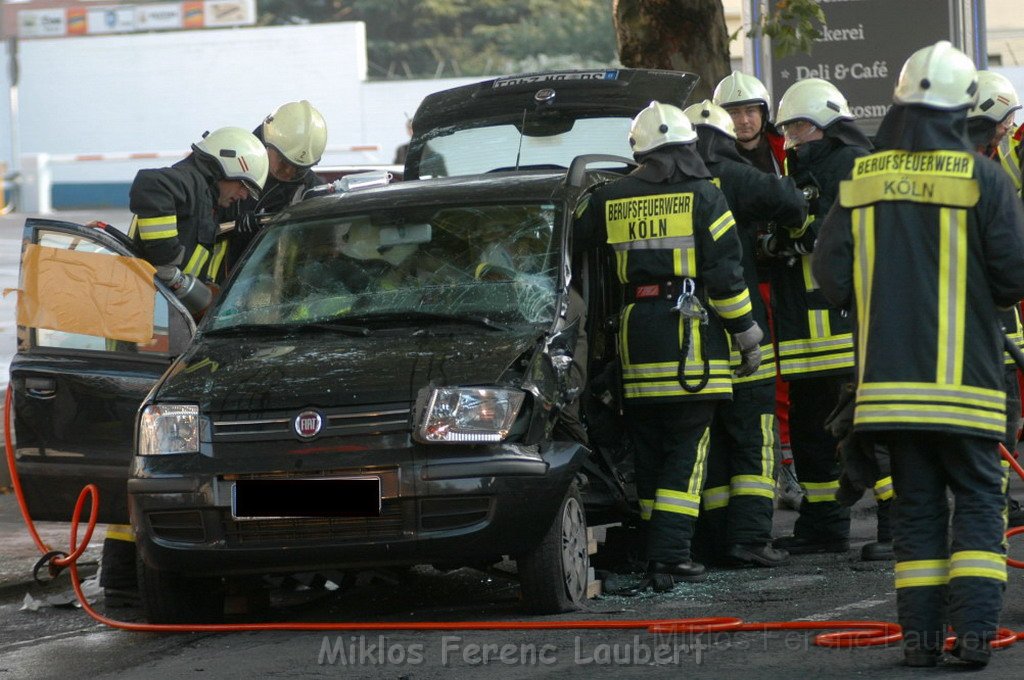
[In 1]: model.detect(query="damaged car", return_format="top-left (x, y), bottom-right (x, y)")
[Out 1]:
top-left (9, 68), bottom-right (697, 622)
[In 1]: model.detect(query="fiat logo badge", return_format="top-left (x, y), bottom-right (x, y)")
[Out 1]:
top-left (294, 410), bottom-right (323, 439)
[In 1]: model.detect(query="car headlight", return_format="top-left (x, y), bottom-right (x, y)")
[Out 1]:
top-left (138, 404), bottom-right (200, 455)
top-left (415, 387), bottom-right (526, 443)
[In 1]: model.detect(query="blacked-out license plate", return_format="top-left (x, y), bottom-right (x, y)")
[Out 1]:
top-left (231, 478), bottom-right (381, 519)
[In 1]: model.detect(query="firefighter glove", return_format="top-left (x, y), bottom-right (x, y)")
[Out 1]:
top-left (732, 323), bottom-right (764, 378)
top-left (235, 210), bottom-right (260, 235)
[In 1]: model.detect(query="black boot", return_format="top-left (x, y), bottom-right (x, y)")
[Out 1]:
top-left (862, 498), bottom-right (895, 561)
top-left (646, 559), bottom-right (707, 583)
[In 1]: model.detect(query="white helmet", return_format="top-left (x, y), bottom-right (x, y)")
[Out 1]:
top-left (262, 100), bottom-right (328, 168)
top-left (684, 99), bottom-right (736, 139)
top-left (893, 40), bottom-right (978, 110)
top-left (969, 70), bottom-right (1021, 122)
top-left (713, 71), bottom-right (772, 114)
top-left (776, 78), bottom-right (854, 128)
top-left (629, 101), bottom-right (697, 154)
top-left (192, 127), bottom-right (269, 196)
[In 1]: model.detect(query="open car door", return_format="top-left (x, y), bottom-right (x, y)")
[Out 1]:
top-left (9, 219), bottom-right (195, 523)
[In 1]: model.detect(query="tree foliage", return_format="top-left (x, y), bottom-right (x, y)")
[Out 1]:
top-left (256, 0), bottom-right (619, 79)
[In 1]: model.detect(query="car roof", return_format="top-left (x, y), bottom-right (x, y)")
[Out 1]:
top-left (277, 170), bottom-right (573, 221)
top-left (406, 68), bottom-right (698, 179)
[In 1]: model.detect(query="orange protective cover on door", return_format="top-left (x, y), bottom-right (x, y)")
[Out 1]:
top-left (16, 243), bottom-right (157, 343)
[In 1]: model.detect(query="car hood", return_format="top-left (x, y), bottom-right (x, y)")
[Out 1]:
top-left (155, 329), bottom-right (542, 413)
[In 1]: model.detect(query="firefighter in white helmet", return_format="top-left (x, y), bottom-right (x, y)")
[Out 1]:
top-left (767, 78), bottom-right (874, 559)
top-left (219, 100), bottom-right (329, 276)
top-left (816, 41), bottom-right (1024, 667)
top-left (575, 101), bottom-right (763, 590)
top-left (713, 71), bottom-right (787, 175)
top-left (109, 126), bottom-right (268, 605)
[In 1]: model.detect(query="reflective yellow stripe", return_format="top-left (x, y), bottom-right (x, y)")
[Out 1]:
top-left (137, 214), bottom-right (178, 240)
top-left (855, 402), bottom-right (1004, 435)
top-left (778, 352), bottom-right (855, 376)
top-left (128, 215), bottom-right (139, 239)
top-left (731, 474), bottom-right (775, 499)
top-left (209, 240), bottom-right (228, 280)
top-left (653, 487), bottom-right (701, 517)
top-left (183, 245), bottom-right (210, 277)
top-left (801, 255), bottom-right (818, 291)
top-left (949, 550), bottom-right (1007, 582)
top-left (689, 427), bottom-right (711, 496)
top-left (853, 207), bottom-right (875, 384)
top-left (709, 288), bottom-right (752, 319)
top-left (857, 382), bottom-right (1005, 410)
top-left (702, 485), bottom-right (730, 510)
top-left (801, 479), bottom-right (839, 503)
top-left (998, 134), bottom-right (1022, 191)
top-left (104, 524), bottom-right (134, 543)
top-left (895, 559), bottom-right (949, 588)
top-left (777, 334), bottom-right (853, 356)
top-left (936, 208), bottom-right (967, 385)
top-left (806, 309), bottom-right (831, 340)
top-left (707, 210), bottom-right (735, 241)
top-left (873, 475), bottom-right (894, 502)
top-left (639, 498), bottom-right (654, 521)
top-left (789, 214), bottom-right (814, 238)
top-left (759, 413), bottom-right (775, 478)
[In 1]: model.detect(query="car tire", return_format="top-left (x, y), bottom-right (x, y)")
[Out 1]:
top-left (516, 482), bottom-right (589, 614)
top-left (137, 556), bottom-right (225, 624)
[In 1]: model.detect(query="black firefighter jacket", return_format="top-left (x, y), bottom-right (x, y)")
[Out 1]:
top-left (577, 162), bottom-right (756, 403)
top-left (703, 148), bottom-right (807, 387)
top-left (814, 147), bottom-right (1024, 440)
top-left (128, 154), bottom-right (221, 281)
top-left (772, 136), bottom-right (871, 381)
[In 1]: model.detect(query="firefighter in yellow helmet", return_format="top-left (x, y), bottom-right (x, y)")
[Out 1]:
top-left (219, 100), bottom-right (329, 276)
top-left (575, 101), bottom-right (763, 590)
top-left (816, 41), bottom-right (1024, 667)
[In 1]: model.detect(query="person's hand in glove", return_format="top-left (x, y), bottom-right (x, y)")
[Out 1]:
top-left (235, 210), bottom-right (260, 235)
top-left (732, 323), bottom-right (765, 378)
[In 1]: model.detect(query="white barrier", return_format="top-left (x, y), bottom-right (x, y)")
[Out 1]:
top-left (19, 145), bottom-right (384, 214)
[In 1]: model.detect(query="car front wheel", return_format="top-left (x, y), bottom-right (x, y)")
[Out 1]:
top-left (516, 482), bottom-right (589, 614)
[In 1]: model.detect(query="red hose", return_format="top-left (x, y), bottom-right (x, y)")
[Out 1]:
top-left (5, 385), bottom-right (1024, 647)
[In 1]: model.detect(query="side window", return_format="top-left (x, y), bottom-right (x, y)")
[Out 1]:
top-left (31, 230), bottom-right (175, 356)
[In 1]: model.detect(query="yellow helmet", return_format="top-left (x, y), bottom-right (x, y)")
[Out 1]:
top-left (629, 101), bottom-right (697, 154)
top-left (684, 99), bottom-right (736, 139)
top-left (192, 127), bottom-right (269, 196)
top-left (969, 70), bottom-right (1021, 122)
top-left (777, 78), bottom-right (853, 128)
top-left (262, 100), bottom-right (328, 167)
top-left (893, 41), bottom-right (978, 110)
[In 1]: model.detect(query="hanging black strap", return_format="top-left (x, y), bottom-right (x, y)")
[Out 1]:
top-left (677, 316), bottom-right (710, 393)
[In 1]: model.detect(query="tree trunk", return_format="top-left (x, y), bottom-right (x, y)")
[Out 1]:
top-left (613, 0), bottom-right (731, 103)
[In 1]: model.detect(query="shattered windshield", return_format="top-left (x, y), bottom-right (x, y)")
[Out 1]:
top-left (418, 117), bottom-right (632, 177)
top-left (210, 202), bottom-right (562, 331)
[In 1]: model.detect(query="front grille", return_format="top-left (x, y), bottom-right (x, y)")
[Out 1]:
top-left (147, 510), bottom-right (206, 543)
top-left (221, 502), bottom-right (406, 545)
top-left (419, 497), bottom-right (492, 531)
top-left (211, 403), bottom-right (412, 442)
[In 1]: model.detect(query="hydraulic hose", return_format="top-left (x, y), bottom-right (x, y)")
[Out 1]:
top-left (5, 386), bottom-right (1024, 650)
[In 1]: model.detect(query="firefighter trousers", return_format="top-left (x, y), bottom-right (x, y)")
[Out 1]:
top-left (694, 383), bottom-right (776, 563)
top-left (884, 431), bottom-right (1006, 655)
top-left (788, 375), bottom-right (850, 541)
top-left (625, 400), bottom-right (716, 564)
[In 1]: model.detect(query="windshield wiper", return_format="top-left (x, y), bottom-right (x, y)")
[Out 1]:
top-left (344, 311), bottom-right (509, 332)
top-left (203, 320), bottom-right (371, 337)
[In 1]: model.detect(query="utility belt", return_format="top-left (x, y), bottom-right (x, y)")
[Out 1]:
top-left (626, 278), bottom-right (695, 303)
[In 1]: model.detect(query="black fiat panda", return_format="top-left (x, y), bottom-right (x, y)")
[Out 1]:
top-left (10, 68), bottom-right (697, 622)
